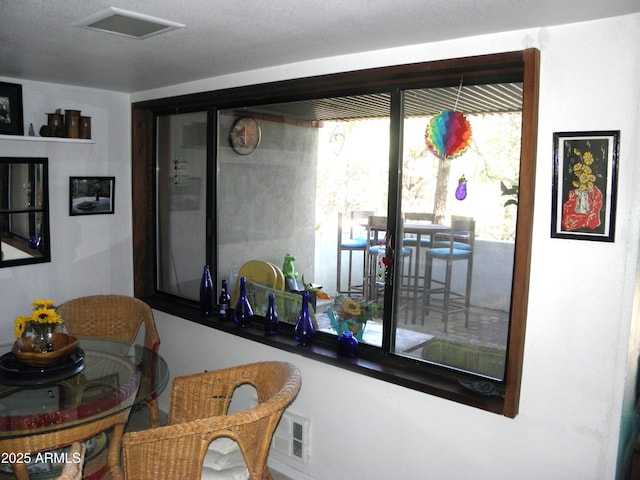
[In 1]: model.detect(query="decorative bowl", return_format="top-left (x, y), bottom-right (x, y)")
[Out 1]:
top-left (12, 333), bottom-right (79, 368)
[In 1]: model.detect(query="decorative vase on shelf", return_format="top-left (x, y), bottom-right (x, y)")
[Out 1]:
top-left (327, 309), bottom-right (367, 342)
top-left (200, 265), bottom-right (215, 317)
top-left (218, 279), bottom-right (231, 321)
top-left (264, 293), bottom-right (278, 336)
top-left (337, 331), bottom-right (358, 358)
top-left (294, 291), bottom-right (315, 346)
top-left (233, 277), bottom-right (253, 327)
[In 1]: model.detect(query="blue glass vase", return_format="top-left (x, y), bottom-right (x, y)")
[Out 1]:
top-left (264, 293), bottom-right (278, 335)
top-left (337, 331), bottom-right (358, 358)
top-left (199, 265), bottom-right (215, 317)
top-left (233, 277), bottom-right (253, 327)
top-left (294, 291), bottom-right (315, 346)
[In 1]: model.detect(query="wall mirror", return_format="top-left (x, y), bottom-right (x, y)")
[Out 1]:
top-left (0, 157), bottom-right (51, 267)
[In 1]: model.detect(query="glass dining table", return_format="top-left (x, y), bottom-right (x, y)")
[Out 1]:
top-left (0, 338), bottom-right (169, 480)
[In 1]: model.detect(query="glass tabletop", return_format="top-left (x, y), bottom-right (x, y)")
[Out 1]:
top-left (0, 338), bottom-right (169, 439)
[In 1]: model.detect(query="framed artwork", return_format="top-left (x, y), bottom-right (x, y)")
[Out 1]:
top-left (551, 131), bottom-right (619, 242)
top-left (0, 82), bottom-right (24, 136)
top-left (69, 177), bottom-right (115, 216)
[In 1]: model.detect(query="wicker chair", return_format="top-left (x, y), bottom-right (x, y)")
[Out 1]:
top-left (121, 361), bottom-right (302, 480)
top-left (55, 442), bottom-right (85, 480)
top-left (56, 294), bottom-right (162, 428)
top-left (2, 405), bottom-right (134, 480)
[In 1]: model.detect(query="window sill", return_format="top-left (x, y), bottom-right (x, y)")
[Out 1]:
top-left (143, 294), bottom-right (507, 415)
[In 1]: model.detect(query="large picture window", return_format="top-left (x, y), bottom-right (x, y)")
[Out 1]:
top-left (133, 49), bottom-right (539, 417)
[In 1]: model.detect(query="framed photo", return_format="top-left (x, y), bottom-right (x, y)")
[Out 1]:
top-left (551, 131), bottom-right (619, 242)
top-left (0, 82), bottom-right (24, 136)
top-left (69, 177), bottom-right (115, 216)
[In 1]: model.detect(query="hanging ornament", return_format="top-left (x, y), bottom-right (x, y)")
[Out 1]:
top-left (455, 174), bottom-right (468, 200)
top-left (425, 110), bottom-right (472, 161)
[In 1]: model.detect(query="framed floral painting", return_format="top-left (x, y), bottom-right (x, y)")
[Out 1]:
top-left (551, 131), bottom-right (619, 242)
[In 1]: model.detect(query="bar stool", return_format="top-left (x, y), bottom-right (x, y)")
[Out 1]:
top-left (336, 210), bottom-right (373, 294)
top-left (423, 218), bottom-right (475, 332)
top-left (403, 212), bottom-right (435, 322)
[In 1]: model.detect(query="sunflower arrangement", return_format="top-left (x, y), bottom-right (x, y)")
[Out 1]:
top-left (327, 294), bottom-right (381, 335)
top-left (14, 299), bottom-right (63, 340)
top-left (571, 148), bottom-right (597, 191)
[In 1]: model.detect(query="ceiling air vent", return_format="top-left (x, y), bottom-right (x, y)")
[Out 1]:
top-left (80, 7), bottom-right (185, 39)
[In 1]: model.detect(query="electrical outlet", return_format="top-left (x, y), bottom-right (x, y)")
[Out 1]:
top-left (273, 411), bottom-right (310, 464)
top-left (248, 395), bottom-right (310, 466)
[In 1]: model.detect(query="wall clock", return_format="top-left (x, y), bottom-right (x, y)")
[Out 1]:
top-left (229, 117), bottom-right (261, 155)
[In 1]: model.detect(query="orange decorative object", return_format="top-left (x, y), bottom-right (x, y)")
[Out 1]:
top-left (12, 333), bottom-right (78, 367)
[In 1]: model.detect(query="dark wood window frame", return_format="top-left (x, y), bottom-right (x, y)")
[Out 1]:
top-left (132, 49), bottom-right (539, 417)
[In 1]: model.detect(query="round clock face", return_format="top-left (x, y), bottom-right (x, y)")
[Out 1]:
top-left (229, 117), bottom-right (261, 155)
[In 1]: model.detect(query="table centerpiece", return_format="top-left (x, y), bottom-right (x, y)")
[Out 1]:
top-left (12, 299), bottom-right (78, 367)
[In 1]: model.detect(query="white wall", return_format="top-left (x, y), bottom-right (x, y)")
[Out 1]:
top-left (143, 14), bottom-right (640, 480)
top-left (0, 78), bottom-right (132, 324)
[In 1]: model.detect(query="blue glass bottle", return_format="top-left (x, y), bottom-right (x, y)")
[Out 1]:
top-left (337, 331), bottom-right (358, 358)
top-left (233, 277), bottom-right (253, 327)
top-left (218, 279), bottom-right (231, 321)
top-left (199, 265), bottom-right (215, 317)
top-left (264, 293), bottom-right (278, 335)
top-left (294, 291), bottom-right (315, 346)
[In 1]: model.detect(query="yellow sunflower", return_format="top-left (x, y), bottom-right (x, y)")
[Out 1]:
top-left (582, 151), bottom-right (594, 165)
top-left (341, 298), bottom-right (362, 317)
top-left (33, 298), bottom-right (55, 309)
top-left (31, 308), bottom-right (61, 324)
top-left (14, 315), bottom-right (28, 339)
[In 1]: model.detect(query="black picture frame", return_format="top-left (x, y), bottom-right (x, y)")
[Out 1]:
top-left (0, 82), bottom-right (24, 136)
top-left (69, 177), bottom-right (115, 216)
top-left (551, 131), bottom-right (619, 242)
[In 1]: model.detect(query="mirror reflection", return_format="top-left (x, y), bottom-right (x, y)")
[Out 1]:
top-left (0, 157), bottom-right (50, 267)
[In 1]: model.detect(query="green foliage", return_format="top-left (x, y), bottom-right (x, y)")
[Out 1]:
top-left (500, 181), bottom-right (519, 207)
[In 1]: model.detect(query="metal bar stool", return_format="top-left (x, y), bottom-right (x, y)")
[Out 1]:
top-left (336, 210), bottom-right (373, 294)
top-left (423, 218), bottom-right (475, 332)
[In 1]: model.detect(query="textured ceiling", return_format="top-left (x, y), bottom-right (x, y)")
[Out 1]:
top-left (0, 1), bottom-right (638, 94)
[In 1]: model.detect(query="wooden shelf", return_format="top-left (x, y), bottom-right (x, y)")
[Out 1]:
top-left (0, 134), bottom-right (95, 144)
